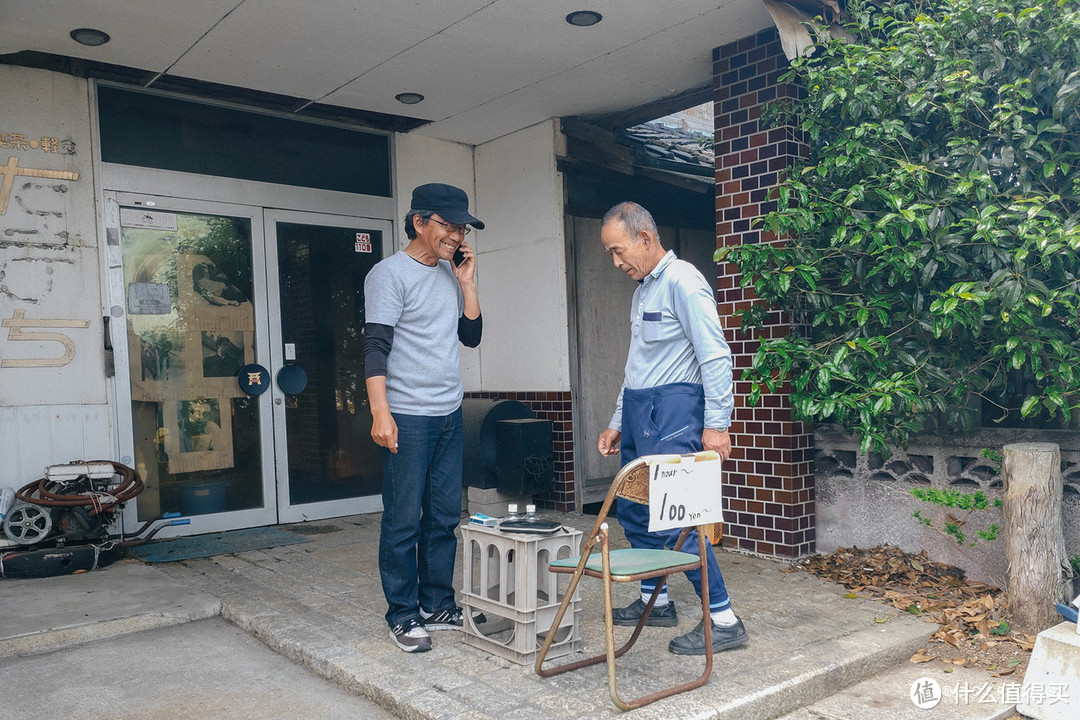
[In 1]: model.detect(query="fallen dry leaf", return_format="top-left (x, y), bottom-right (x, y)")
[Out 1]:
top-left (794, 545), bottom-right (1034, 677)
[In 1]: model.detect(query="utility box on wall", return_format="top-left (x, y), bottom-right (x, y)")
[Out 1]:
top-left (495, 418), bottom-right (554, 495)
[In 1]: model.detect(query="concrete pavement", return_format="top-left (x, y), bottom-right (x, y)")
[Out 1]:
top-left (0, 618), bottom-right (398, 720)
top-left (0, 511), bottom-right (1022, 719)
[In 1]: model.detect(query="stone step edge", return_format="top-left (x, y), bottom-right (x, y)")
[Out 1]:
top-left (0, 603), bottom-right (222, 660)
top-left (712, 623), bottom-right (934, 720)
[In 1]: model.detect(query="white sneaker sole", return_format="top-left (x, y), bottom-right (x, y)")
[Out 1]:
top-left (390, 628), bottom-right (431, 652)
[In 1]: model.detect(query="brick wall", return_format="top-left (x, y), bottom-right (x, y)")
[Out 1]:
top-left (713, 28), bottom-right (815, 558)
top-left (464, 390), bottom-right (575, 511)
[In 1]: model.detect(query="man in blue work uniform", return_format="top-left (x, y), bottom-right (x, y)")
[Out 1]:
top-left (596, 201), bottom-right (748, 656)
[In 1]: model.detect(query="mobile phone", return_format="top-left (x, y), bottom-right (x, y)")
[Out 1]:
top-left (452, 247), bottom-right (466, 267)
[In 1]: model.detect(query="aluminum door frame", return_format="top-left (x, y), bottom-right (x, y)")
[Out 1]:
top-left (104, 191), bottom-right (278, 536)
top-left (263, 208), bottom-right (392, 523)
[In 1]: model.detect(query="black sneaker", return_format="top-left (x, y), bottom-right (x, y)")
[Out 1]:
top-left (611, 598), bottom-right (678, 627)
top-left (668, 617), bottom-right (748, 656)
top-left (389, 617), bottom-right (432, 652)
top-left (421, 606), bottom-right (463, 631)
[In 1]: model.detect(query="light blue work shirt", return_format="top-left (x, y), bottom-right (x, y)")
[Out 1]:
top-left (608, 250), bottom-right (734, 432)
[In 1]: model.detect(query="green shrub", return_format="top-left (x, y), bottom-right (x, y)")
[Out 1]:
top-left (722, 0), bottom-right (1080, 452)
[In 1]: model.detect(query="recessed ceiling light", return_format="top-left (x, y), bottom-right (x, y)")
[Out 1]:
top-left (565, 11), bottom-right (602, 27)
top-left (70, 28), bottom-right (111, 47)
top-left (395, 92), bottom-right (425, 105)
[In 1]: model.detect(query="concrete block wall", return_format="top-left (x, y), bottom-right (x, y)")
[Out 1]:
top-left (815, 425), bottom-right (1080, 587)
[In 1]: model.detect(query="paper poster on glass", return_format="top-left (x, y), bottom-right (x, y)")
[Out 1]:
top-left (131, 327), bottom-right (252, 402)
top-left (201, 330), bottom-right (245, 378)
top-left (163, 397), bottom-right (234, 474)
top-left (177, 253), bottom-right (255, 332)
top-left (191, 329), bottom-right (252, 398)
top-left (127, 282), bottom-right (172, 315)
top-left (130, 326), bottom-right (186, 402)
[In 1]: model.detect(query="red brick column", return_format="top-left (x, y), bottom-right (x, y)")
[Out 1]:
top-left (713, 28), bottom-right (815, 558)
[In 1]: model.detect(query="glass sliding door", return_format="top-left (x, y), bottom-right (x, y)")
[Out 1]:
top-left (114, 198), bottom-right (276, 530)
top-left (107, 196), bottom-right (391, 532)
top-left (266, 210), bottom-right (391, 522)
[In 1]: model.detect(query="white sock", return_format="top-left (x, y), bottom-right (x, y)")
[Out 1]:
top-left (711, 608), bottom-right (737, 626)
top-left (641, 589), bottom-right (669, 607)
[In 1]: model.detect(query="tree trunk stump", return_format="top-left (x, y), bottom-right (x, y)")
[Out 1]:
top-left (1002, 442), bottom-right (1066, 634)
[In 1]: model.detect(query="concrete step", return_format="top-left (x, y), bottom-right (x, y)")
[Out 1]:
top-left (0, 558), bottom-right (220, 658)
top-left (776, 661), bottom-right (1017, 720)
top-left (0, 618), bottom-right (398, 719)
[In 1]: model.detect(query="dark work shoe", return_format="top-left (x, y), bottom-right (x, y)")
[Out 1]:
top-left (668, 617), bottom-right (748, 656)
top-left (611, 598), bottom-right (678, 627)
top-left (390, 617), bottom-right (432, 653)
top-left (421, 606), bottom-right (463, 631)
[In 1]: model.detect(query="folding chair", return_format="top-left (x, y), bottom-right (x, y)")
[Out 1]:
top-left (534, 451), bottom-right (717, 710)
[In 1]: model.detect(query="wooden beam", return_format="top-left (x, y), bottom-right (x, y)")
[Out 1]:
top-left (583, 84), bottom-right (714, 132)
top-left (637, 167), bottom-right (713, 194)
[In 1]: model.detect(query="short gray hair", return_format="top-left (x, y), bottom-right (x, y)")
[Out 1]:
top-left (602, 201), bottom-right (658, 243)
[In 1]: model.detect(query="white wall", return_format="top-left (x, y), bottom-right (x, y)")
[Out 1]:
top-left (473, 120), bottom-right (569, 391)
top-left (0, 406), bottom-right (114, 492)
top-left (393, 133), bottom-right (477, 252)
top-left (393, 123), bottom-right (570, 392)
top-left (0, 68), bottom-right (572, 499)
top-left (0, 65), bottom-right (113, 491)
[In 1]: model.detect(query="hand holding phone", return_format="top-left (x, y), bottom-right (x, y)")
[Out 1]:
top-left (452, 247), bottom-right (466, 267)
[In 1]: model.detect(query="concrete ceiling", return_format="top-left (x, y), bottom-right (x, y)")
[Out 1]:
top-left (0, 0), bottom-right (774, 145)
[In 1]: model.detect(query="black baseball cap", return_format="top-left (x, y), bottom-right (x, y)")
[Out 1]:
top-left (409, 183), bottom-right (485, 229)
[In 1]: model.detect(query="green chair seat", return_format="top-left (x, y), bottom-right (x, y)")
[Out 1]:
top-left (551, 548), bottom-right (699, 576)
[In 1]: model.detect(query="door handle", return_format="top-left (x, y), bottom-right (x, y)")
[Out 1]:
top-left (102, 315), bottom-right (115, 378)
top-left (276, 364), bottom-right (308, 395)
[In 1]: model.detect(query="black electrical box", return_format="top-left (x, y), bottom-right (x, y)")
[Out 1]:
top-left (461, 398), bottom-right (534, 488)
top-left (495, 418), bottom-right (554, 495)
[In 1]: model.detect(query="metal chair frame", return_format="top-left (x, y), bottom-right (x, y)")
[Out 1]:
top-left (534, 452), bottom-right (716, 710)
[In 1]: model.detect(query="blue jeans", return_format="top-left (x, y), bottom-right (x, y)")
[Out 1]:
top-left (378, 408), bottom-right (463, 627)
top-left (618, 383), bottom-right (731, 612)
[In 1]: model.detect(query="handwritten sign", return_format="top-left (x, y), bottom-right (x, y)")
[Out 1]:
top-left (647, 452), bottom-right (723, 532)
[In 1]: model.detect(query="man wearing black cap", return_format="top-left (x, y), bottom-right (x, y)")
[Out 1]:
top-left (364, 183), bottom-right (484, 653)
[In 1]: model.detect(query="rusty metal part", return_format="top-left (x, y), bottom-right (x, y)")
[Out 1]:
top-left (15, 461), bottom-right (143, 515)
